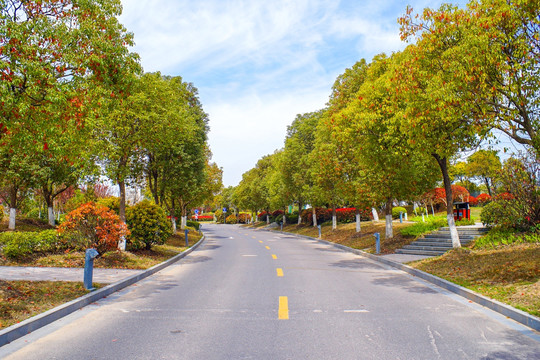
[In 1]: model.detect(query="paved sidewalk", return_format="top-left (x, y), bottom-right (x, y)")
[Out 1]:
top-left (0, 266), bottom-right (144, 284)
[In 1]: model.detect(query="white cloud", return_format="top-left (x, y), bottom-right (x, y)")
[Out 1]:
top-left (118, 0), bottom-right (470, 187)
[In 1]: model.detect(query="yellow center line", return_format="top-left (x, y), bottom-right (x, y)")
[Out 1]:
top-left (278, 296), bottom-right (289, 320)
top-left (276, 268), bottom-right (284, 277)
top-left (265, 246), bottom-right (270, 250)
top-left (259, 240), bottom-right (263, 244)
top-left (272, 254), bottom-right (277, 260)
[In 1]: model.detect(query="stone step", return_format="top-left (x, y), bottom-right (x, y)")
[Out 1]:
top-left (403, 245), bottom-right (455, 252)
top-left (423, 234), bottom-right (477, 240)
top-left (410, 241), bottom-right (465, 248)
top-left (395, 248), bottom-right (446, 256)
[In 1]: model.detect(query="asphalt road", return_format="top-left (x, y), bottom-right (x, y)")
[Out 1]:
top-left (1, 224), bottom-right (539, 359)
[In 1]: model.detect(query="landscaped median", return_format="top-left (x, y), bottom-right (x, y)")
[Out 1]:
top-left (0, 230), bottom-right (203, 333)
top-left (256, 220), bottom-right (540, 324)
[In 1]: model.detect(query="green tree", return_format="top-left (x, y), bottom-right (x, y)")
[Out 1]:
top-left (466, 149), bottom-right (502, 197)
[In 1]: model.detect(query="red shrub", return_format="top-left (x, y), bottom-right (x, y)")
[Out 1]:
top-left (58, 202), bottom-right (129, 255)
top-left (476, 193), bottom-right (492, 204)
top-left (469, 196), bottom-right (478, 206)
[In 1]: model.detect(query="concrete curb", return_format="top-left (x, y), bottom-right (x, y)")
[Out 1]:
top-left (0, 235), bottom-right (206, 347)
top-left (269, 229), bottom-right (540, 332)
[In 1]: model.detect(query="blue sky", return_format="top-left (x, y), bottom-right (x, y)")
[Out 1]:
top-left (118, 0), bottom-right (472, 187)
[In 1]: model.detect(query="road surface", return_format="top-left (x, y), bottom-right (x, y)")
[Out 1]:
top-left (1, 224), bottom-right (539, 359)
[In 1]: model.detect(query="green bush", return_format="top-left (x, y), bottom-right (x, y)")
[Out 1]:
top-left (400, 217), bottom-right (447, 237)
top-left (286, 214), bottom-right (299, 224)
top-left (0, 230), bottom-right (66, 259)
top-left (26, 208), bottom-right (47, 221)
top-left (392, 207), bottom-right (407, 219)
top-left (413, 207), bottom-right (427, 215)
top-left (96, 197), bottom-right (120, 214)
top-left (473, 227), bottom-right (540, 248)
top-left (481, 200), bottom-right (522, 229)
top-left (186, 220), bottom-right (200, 230)
top-left (125, 200), bottom-right (172, 251)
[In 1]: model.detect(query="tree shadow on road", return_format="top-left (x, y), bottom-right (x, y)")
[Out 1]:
top-left (330, 259), bottom-right (385, 270)
top-left (372, 274), bottom-right (438, 294)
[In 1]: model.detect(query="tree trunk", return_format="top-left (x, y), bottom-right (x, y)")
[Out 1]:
top-left (298, 202), bottom-right (302, 225)
top-left (8, 186), bottom-right (17, 230)
top-left (385, 198), bottom-right (393, 239)
top-left (372, 208), bottom-right (379, 221)
top-left (484, 177), bottom-right (492, 197)
top-left (312, 207), bottom-right (317, 227)
top-left (355, 207), bottom-right (361, 233)
top-left (42, 185), bottom-right (55, 227)
top-left (332, 205), bottom-right (337, 230)
top-left (118, 180), bottom-right (127, 251)
top-left (433, 154), bottom-right (461, 248)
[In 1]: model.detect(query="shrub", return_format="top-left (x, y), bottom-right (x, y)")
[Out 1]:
top-left (413, 206), bottom-right (427, 215)
top-left (58, 202), bottom-right (129, 256)
top-left (392, 207), bottom-right (407, 219)
top-left (192, 215), bottom-right (214, 222)
top-left (0, 230), bottom-right (66, 259)
top-left (473, 227), bottom-right (540, 248)
top-left (400, 216), bottom-right (448, 237)
top-left (96, 197), bottom-right (120, 214)
top-left (481, 200), bottom-right (522, 229)
top-left (26, 208), bottom-right (47, 221)
top-left (476, 193), bottom-right (492, 205)
top-left (237, 213), bottom-right (251, 224)
top-left (468, 196), bottom-right (478, 206)
top-left (226, 214), bottom-right (238, 224)
top-left (286, 213), bottom-right (299, 224)
top-left (125, 200), bottom-right (172, 251)
top-left (186, 220), bottom-right (200, 230)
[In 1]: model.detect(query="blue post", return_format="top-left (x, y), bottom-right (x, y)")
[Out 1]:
top-left (318, 225), bottom-right (321, 239)
top-left (280, 222), bottom-right (283, 231)
top-left (84, 248), bottom-right (99, 290)
top-left (184, 229), bottom-right (189, 247)
top-left (399, 212), bottom-right (403, 223)
top-left (374, 233), bottom-right (380, 254)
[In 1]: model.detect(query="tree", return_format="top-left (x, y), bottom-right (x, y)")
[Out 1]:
top-left (462, 0), bottom-right (540, 157)
top-left (0, 0), bottom-right (137, 229)
top-left (398, 4), bottom-right (492, 247)
top-left (466, 149), bottom-right (502, 197)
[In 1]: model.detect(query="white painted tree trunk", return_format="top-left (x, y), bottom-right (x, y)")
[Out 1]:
top-left (298, 214), bottom-right (302, 225)
top-left (355, 213), bottom-right (361, 233)
top-left (312, 208), bottom-right (317, 227)
top-left (48, 207), bottom-right (55, 227)
top-left (404, 213), bottom-right (408, 221)
top-left (172, 217), bottom-right (177, 233)
top-left (283, 214), bottom-right (286, 225)
top-left (266, 214), bottom-right (270, 224)
top-left (8, 208), bottom-right (16, 230)
top-left (118, 235), bottom-right (126, 251)
top-left (332, 214), bottom-right (337, 230)
top-left (385, 214), bottom-right (393, 239)
top-left (372, 208), bottom-right (379, 221)
top-left (447, 213), bottom-right (461, 248)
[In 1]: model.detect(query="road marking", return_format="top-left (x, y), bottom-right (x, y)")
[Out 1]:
top-left (279, 296), bottom-right (289, 320)
top-left (272, 254), bottom-right (277, 260)
top-left (344, 310), bottom-right (369, 313)
top-left (242, 255), bottom-right (258, 257)
top-left (259, 240), bottom-right (263, 243)
top-left (265, 246), bottom-right (270, 250)
top-left (276, 268), bottom-right (284, 277)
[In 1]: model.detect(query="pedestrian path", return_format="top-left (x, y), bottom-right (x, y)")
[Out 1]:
top-left (0, 266), bottom-right (144, 284)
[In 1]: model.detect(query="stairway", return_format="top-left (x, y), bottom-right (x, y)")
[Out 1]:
top-left (395, 226), bottom-right (488, 256)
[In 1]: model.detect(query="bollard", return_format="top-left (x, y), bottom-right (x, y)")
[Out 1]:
top-left (318, 225), bottom-right (321, 239)
top-left (280, 222), bottom-right (283, 231)
top-left (399, 212), bottom-right (403, 223)
top-left (184, 229), bottom-right (189, 247)
top-left (84, 248), bottom-right (99, 290)
top-left (374, 233), bottom-right (380, 254)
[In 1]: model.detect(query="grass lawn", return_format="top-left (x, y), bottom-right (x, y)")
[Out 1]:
top-left (254, 218), bottom-right (540, 317)
top-left (0, 280), bottom-right (103, 329)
